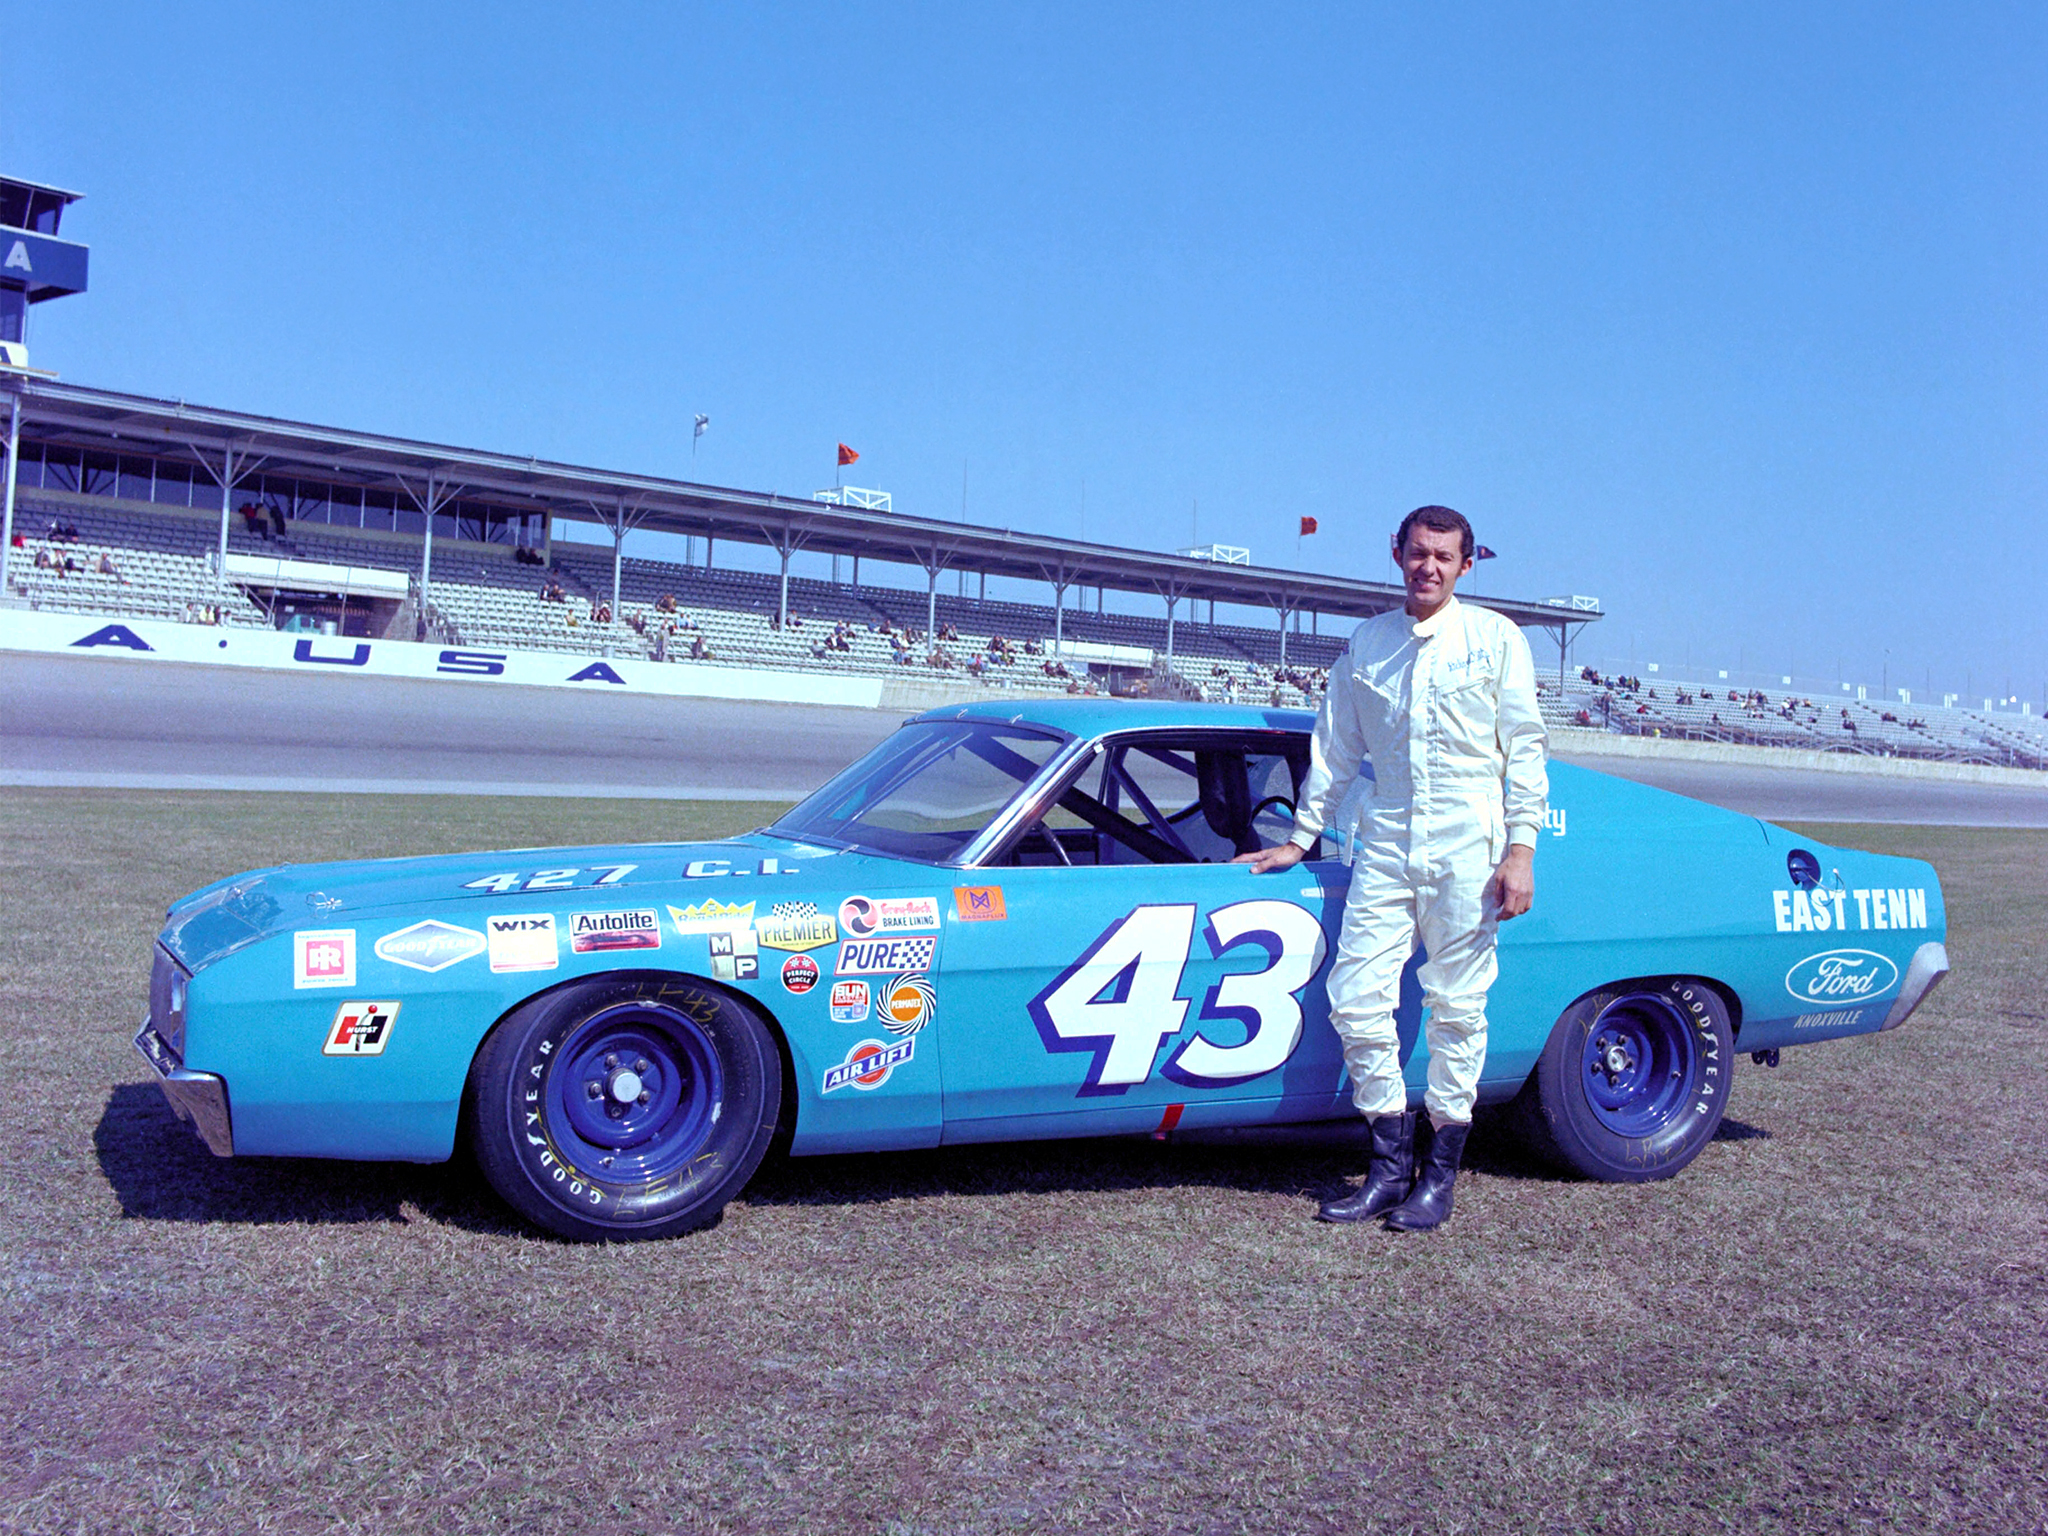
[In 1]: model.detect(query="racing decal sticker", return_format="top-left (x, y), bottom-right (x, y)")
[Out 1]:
top-left (835, 935), bottom-right (938, 975)
top-left (374, 920), bottom-right (486, 973)
top-left (1785, 949), bottom-right (1900, 1004)
top-left (324, 1000), bottom-right (399, 1056)
top-left (822, 1036), bottom-right (916, 1093)
top-left (1027, 900), bottom-right (1328, 1095)
top-left (781, 953), bottom-right (821, 994)
top-left (953, 886), bottom-right (1007, 921)
top-left (569, 909), bottom-right (662, 953)
top-left (461, 865), bottom-right (636, 895)
top-left (709, 927), bottom-right (759, 981)
top-left (1793, 1008), bottom-right (1868, 1031)
top-left (1771, 887), bottom-right (1929, 934)
top-left (881, 973), bottom-right (937, 1037)
top-left (830, 979), bottom-right (871, 1024)
top-left (669, 899), bottom-right (754, 935)
top-left (293, 928), bottom-right (356, 990)
top-left (838, 895), bottom-right (942, 937)
top-left (487, 913), bottom-right (559, 973)
top-left (755, 901), bottom-right (837, 952)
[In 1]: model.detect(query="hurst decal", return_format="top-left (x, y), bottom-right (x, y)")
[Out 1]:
top-left (324, 1000), bottom-right (399, 1057)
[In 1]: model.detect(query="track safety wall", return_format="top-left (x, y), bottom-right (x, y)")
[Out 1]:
top-left (0, 610), bottom-right (885, 709)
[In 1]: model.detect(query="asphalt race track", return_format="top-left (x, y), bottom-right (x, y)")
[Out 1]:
top-left (5, 651), bottom-right (2046, 824)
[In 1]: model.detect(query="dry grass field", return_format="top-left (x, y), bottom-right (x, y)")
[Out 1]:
top-left (1, 788), bottom-right (2043, 1535)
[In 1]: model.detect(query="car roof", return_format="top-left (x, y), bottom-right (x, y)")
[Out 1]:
top-left (911, 697), bottom-right (1319, 739)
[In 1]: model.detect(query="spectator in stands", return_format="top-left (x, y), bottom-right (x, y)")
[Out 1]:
top-left (33, 546), bottom-right (51, 570)
top-left (594, 601), bottom-right (612, 624)
top-left (656, 592), bottom-right (677, 613)
top-left (96, 552), bottom-right (125, 582)
top-left (690, 634), bottom-right (712, 661)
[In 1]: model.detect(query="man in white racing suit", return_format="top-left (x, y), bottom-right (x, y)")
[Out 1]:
top-left (1239, 505), bottom-right (1547, 1230)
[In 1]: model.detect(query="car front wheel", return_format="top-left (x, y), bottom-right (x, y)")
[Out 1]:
top-left (466, 973), bottom-right (782, 1240)
top-left (1510, 977), bottom-right (1735, 1182)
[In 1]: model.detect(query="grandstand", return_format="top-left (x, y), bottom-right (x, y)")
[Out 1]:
top-left (4, 381), bottom-right (1565, 709)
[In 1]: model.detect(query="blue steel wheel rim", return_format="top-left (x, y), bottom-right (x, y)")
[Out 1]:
top-left (540, 1001), bottom-right (724, 1184)
top-left (1580, 993), bottom-right (1699, 1137)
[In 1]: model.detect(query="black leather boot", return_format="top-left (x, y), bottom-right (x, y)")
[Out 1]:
top-left (1316, 1111), bottom-right (1416, 1223)
top-left (1385, 1118), bottom-right (1470, 1231)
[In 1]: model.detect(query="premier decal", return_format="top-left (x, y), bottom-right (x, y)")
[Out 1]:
top-left (569, 909), bottom-right (662, 953)
top-left (708, 927), bottom-right (759, 982)
top-left (822, 1036), bottom-right (916, 1093)
top-left (487, 914), bottom-right (559, 973)
top-left (293, 928), bottom-right (356, 990)
top-left (881, 973), bottom-right (937, 1037)
top-left (375, 920), bottom-right (486, 973)
top-left (1784, 949), bottom-right (1900, 1004)
top-left (830, 979), bottom-right (871, 1024)
top-left (669, 899), bottom-right (755, 934)
top-left (324, 1000), bottom-right (399, 1057)
top-left (838, 895), bottom-right (941, 938)
top-left (1771, 887), bottom-right (1928, 934)
top-left (781, 953), bottom-right (821, 994)
top-left (756, 901), bottom-right (837, 952)
top-left (834, 935), bottom-right (938, 975)
top-left (952, 886), bottom-right (1007, 921)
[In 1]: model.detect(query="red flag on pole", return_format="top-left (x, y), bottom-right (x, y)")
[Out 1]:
top-left (1299, 516), bottom-right (1318, 536)
top-left (837, 443), bottom-right (860, 467)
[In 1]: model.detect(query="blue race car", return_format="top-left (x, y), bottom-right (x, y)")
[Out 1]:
top-left (137, 699), bottom-right (1949, 1240)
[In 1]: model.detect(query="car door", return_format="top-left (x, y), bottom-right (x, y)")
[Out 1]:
top-left (938, 732), bottom-right (1358, 1142)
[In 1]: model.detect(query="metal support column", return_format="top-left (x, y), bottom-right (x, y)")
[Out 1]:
top-left (778, 539), bottom-right (791, 628)
top-left (1277, 604), bottom-right (1292, 671)
top-left (0, 390), bottom-right (18, 597)
top-left (925, 563), bottom-right (939, 648)
top-left (1165, 594), bottom-right (1176, 665)
top-left (1053, 580), bottom-right (1067, 653)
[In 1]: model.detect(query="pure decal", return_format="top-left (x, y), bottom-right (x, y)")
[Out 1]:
top-left (834, 935), bottom-right (938, 975)
top-left (822, 1036), bottom-right (916, 1093)
top-left (324, 1000), bottom-right (399, 1057)
top-left (487, 914), bottom-right (559, 973)
top-left (569, 909), bottom-right (662, 954)
top-left (374, 920), bottom-right (485, 973)
top-left (293, 928), bottom-right (356, 990)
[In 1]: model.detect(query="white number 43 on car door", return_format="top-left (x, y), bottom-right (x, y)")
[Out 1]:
top-left (1027, 901), bottom-right (1328, 1096)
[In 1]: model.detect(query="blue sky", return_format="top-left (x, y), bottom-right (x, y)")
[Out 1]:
top-left (6, 3), bottom-right (2044, 704)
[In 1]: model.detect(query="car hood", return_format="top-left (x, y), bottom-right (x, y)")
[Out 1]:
top-left (160, 832), bottom-right (859, 970)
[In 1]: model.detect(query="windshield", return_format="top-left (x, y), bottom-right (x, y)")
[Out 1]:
top-left (768, 720), bottom-right (1069, 862)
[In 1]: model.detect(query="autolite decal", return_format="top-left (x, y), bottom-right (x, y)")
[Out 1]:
top-left (569, 909), bottom-right (662, 953)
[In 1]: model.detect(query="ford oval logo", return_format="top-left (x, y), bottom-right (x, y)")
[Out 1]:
top-left (1785, 949), bottom-right (1900, 1004)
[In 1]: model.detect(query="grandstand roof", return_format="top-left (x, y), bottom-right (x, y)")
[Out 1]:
top-left (11, 378), bottom-right (1600, 630)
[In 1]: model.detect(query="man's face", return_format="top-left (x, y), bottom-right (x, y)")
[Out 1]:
top-left (1398, 524), bottom-right (1473, 616)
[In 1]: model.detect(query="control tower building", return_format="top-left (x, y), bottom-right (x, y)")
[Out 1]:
top-left (0, 176), bottom-right (89, 370)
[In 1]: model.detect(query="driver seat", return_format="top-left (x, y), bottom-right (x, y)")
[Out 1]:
top-left (1195, 751), bottom-right (1260, 857)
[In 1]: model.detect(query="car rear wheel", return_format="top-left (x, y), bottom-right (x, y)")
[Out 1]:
top-left (1510, 978), bottom-right (1734, 1182)
top-left (466, 973), bottom-right (782, 1240)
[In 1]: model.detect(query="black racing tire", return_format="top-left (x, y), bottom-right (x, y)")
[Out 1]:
top-left (1509, 977), bottom-right (1735, 1183)
top-left (465, 972), bottom-right (782, 1241)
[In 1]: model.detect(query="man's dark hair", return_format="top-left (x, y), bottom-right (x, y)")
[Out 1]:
top-left (1394, 504), bottom-right (1474, 561)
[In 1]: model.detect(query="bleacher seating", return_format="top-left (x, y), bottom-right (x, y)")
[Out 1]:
top-left (1541, 667), bottom-right (2047, 770)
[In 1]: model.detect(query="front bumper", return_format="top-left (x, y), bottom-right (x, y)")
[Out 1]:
top-left (134, 1021), bottom-right (234, 1157)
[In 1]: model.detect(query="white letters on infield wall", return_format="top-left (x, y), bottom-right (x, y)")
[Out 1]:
top-left (0, 610), bottom-right (884, 709)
